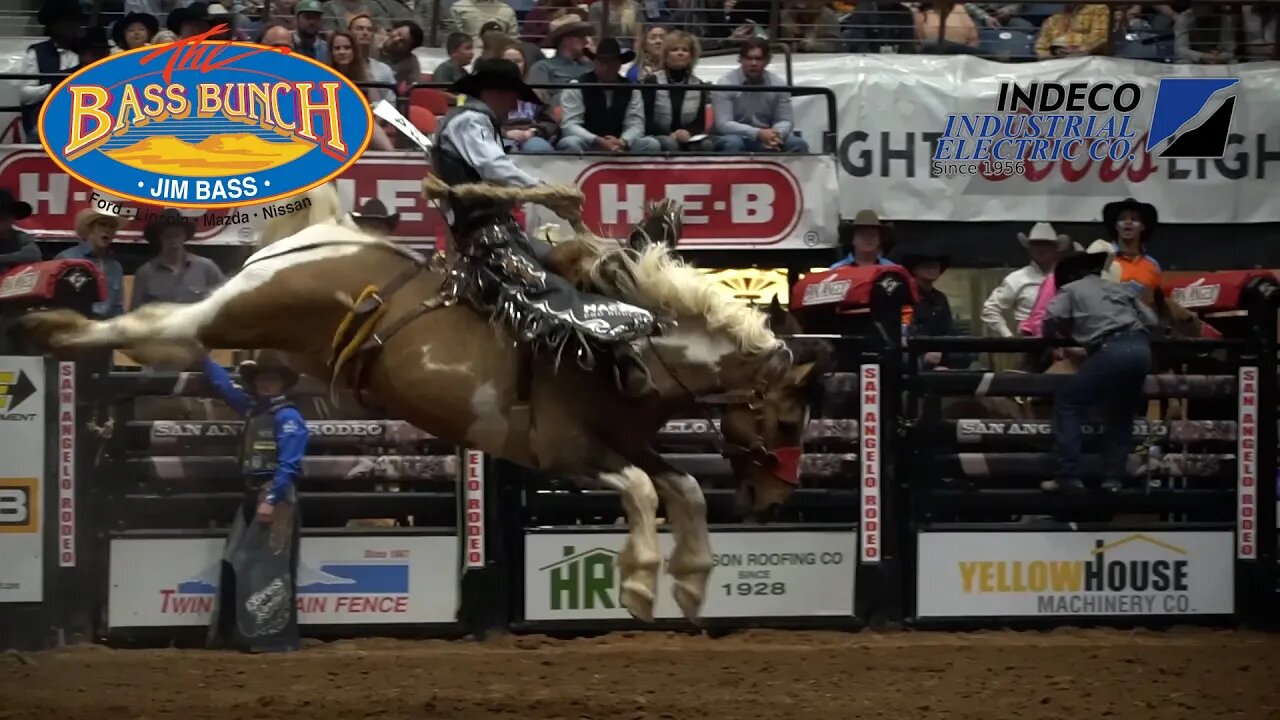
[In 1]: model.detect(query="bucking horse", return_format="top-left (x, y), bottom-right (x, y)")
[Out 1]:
top-left (17, 180), bottom-right (833, 625)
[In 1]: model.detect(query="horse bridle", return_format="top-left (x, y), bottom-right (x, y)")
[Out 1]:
top-left (646, 337), bottom-right (802, 487)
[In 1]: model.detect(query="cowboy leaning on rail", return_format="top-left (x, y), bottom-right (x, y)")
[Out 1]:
top-left (433, 58), bottom-right (658, 390)
top-left (202, 351), bottom-right (308, 653)
top-left (1041, 251), bottom-right (1156, 495)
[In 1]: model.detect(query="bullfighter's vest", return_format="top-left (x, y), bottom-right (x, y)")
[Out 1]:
top-left (238, 397), bottom-right (296, 485)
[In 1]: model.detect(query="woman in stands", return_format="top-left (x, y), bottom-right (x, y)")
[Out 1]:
top-left (637, 30), bottom-right (715, 152)
top-left (328, 30), bottom-right (397, 150)
top-left (478, 37), bottom-right (559, 152)
top-left (628, 23), bottom-right (667, 81)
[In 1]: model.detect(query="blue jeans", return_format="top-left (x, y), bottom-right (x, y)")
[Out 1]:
top-left (519, 136), bottom-right (554, 153)
top-left (714, 133), bottom-right (810, 153)
top-left (556, 135), bottom-right (662, 153)
top-left (1052, 331), bottom-right (1152, 481)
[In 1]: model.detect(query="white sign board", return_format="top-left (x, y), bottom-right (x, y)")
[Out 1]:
top-left (108, 535), bottom-right (459, 627)
top-left (524, 531), bottom-right (855, 621)
top-left (916, 531), bottom-right (1234, 618)
top-left (0, 357), bottom-right (44, 603)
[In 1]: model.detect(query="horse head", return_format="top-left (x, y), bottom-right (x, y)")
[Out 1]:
top-left (715, 299), bottom-right (833, 519)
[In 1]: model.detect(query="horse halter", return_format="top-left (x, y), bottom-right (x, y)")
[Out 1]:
top-left (696, 383), bottom-right (803, 488)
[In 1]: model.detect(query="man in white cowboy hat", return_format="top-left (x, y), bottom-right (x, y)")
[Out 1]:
top-left (201, 350), bottom-right (308, 653)
top-left (979, 221), bottom-right (1070, 338)
top-left (1041, 247), bottom-right (1156, 494)
top-left (56, 207), bottom-right (127, 318)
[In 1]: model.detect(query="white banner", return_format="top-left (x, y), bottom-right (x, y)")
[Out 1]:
top-left (524, 530), bottom-right (855, 621)
top-left (0, 357), bottom-right (44, 603)
top-left (916, 531), bottom-right (1234, 618)
top-left (107, 534), bottom-right (459, 628)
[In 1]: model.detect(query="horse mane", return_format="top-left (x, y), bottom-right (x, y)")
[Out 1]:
top-left (583, 243), bottom-right (779, 356)
top-left (256, 182), bottom-right (357, 249)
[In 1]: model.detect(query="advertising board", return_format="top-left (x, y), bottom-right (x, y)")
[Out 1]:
top-left (524, 530), bottom-right (855, 621)
top-left (107, 534), bottom-right (459, 628)
top-left (916, 531), bottom-right (1234, 618)
top-left (0, 357), bottom-right (44, 603)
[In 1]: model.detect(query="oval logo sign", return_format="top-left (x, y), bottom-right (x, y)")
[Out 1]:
top-left (37, 40), bottom-right (373, 210)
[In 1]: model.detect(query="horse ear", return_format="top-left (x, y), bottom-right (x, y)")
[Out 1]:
top-left (766, 294), bottom-right (788, 328)
top-left (786, 362), bottom-right (818, 387)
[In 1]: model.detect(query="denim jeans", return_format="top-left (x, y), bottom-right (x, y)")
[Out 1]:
top-left (1052, 331), bottom-right (1152, 481)
top-left (714, 133), bottom-right (810, 153)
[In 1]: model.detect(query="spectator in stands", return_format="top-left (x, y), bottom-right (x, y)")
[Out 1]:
top-left (712, 38), bottom-right (808, 154)
top-left (20, 0), bottom-right (85, 142)
top-left (294, 0), bottom-right (332, 62)
top-left (166, 2), bottom-right (213, 38)
top-left (779, 0), bottom-right (843, 52)
top-left (112, 12), bottom-right (160, 52)
top-left (830, 210), bottom-right (895, 268)
top-left (1103, 198), bottom-right (1162, 302)
top-left (588, 0), bottom-right (643, 50)
top-left (967, 2), bottom-right (1032, 30)
top-left (638, 30), bottom-right (714, 152)
top-left (900, 252), bottom-right (975, 370)
top-left (522, 0), bottom-right (580, 46)
top-left (1042, 250), bottom-right (1156, 494)
top-left (383, 20), bottom-right (425, 85)
top-left (842, 0), bottom-right (917, 53)
top-left (1020, 239), bottom-right (1117, 338)
top-left (208, 4), bottom-right (249, 40)
top-left (260, 22), bottom-right (295, 47)
top-left (323, 0), bottom-right (391, 32)
top-left (1173, 2), bottom-right (1238, 63)
top-left (56, 209), bottom-right (126, 319)
top-left (1241, 5), bottom-right (1278, 58)
top-left (0, 190), bottom-right (39, 273)
top-left (483, 39), bottom-right (559, 152)
top-left (381, 0), bottom-right (447, 47)
top-left (980, 222), bottom-right (1068, 338)
top-left (556, 39), bottom-right (655, 154)
top-left (1034, 3), bottom-right (1109, 58)
top-left (202, 350), bottom-right (307, 653)
top-left (628, 23), bottom-right (667, 81)
top-left (350, 198), bottom-right (401, 236)
top-left (434, 32), bottom-right (477, 83)
top-left (451, 0), bottom-right (520, 43)
top-left (529, 17), bottom-right (596, 103)
top-left (349, 14), bottom-right (398, 86)
top-left (130, 211), bottom-right (226, 310)
top-left (915, 1), bottom-right (980, 51)
top-left (76, 27), bottom-right (113, 68)
top-left (331, 29), bottom-right (396, 110)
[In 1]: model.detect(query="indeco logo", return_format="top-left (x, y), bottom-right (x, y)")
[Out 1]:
top-left (37, 32), bottom-right (373, 209)
top-left (1146, 78), bottom-right (1240, 159)
top-left (0, 369), bottom-right (36, 414)
top-left (0, 478), bottom-right (39, 533)
top-left (540, 545), bottom-right (619, 611)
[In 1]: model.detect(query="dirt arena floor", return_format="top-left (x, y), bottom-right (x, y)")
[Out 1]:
top-left (3, 628), bottom-right (1278, 720)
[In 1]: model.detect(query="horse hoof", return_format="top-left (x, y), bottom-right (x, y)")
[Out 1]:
top-left (620, 580), bottom-right (656, 623)
top-left (673, 582), bottom-right (705, 626)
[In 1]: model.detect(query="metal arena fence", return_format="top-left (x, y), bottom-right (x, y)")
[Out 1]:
top-left (0, 260), bottom-right (1275, 650)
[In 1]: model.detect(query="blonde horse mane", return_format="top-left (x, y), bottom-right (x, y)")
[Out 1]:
top-left (422, 176), bottom-right (779, 356)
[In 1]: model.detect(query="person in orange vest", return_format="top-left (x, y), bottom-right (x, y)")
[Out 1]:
top-left (1102, 197), bottom-right (1161, 303)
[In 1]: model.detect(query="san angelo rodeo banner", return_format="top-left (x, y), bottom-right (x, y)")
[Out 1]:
top-left (35, 32), bottom-right (374, 210)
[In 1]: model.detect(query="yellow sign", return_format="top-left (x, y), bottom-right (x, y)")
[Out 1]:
top-left (700, 268), bottom-right (789, 306)
top-left (0, 369), bottom-right (37, 413)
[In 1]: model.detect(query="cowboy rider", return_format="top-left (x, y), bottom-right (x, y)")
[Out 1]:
top-left (433, 57), bottom-right (657, 389)
top-left (202, 351), bottom-right (308, 653)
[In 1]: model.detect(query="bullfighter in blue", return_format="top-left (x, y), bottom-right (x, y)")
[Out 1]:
top-left (202, 351), bottom-right (308, 653)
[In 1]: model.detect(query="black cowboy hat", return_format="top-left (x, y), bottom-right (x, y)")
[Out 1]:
top-left (143, 209), bottom-right (196, 245)
top-left (1102, 197), bottom-right (1158, 242)
top-left (238, 351), bottom-right (299, 391)
top-left (450, 58), bottom-right (540, 104)
top-left (1053, 250), bottom-right (1110, 289)
top-left (896, 251), bottom-right (950, 273)
top-left (167, 2), bottom-right (212, 35)
top-left (585, 37), bottom-right (636, 64)
top-left (112, 11), bottom-right (159, 49)
top-left (80, 25), bottom-right (111, 51)
top-left (350, 198), bottom-right (400, 231)
top-left (0, 188), bottom-right (33, 220)
top-left (38, 0), bottom-right (87, 27)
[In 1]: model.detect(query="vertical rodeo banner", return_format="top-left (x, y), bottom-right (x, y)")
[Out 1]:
top-left (0, 357), bottom-right (44, 602)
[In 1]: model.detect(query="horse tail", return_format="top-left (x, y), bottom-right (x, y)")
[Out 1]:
top-left (256, 182), bottom-right (353, 248)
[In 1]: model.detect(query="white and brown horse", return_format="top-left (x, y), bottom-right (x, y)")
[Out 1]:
top-left (19, 183), bottom-right (829, 624)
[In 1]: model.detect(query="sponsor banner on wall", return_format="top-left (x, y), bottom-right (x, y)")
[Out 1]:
top-left (0, 357), bottom-right (44, 603)
top-left (0, 147), bottom-right (839, 250)
top-left (524, 531), bottom-right (855, 621)
top-left (107, 535), bottom-right (458, 628)
top-left (916, 531), bottom-right (1234, 618)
